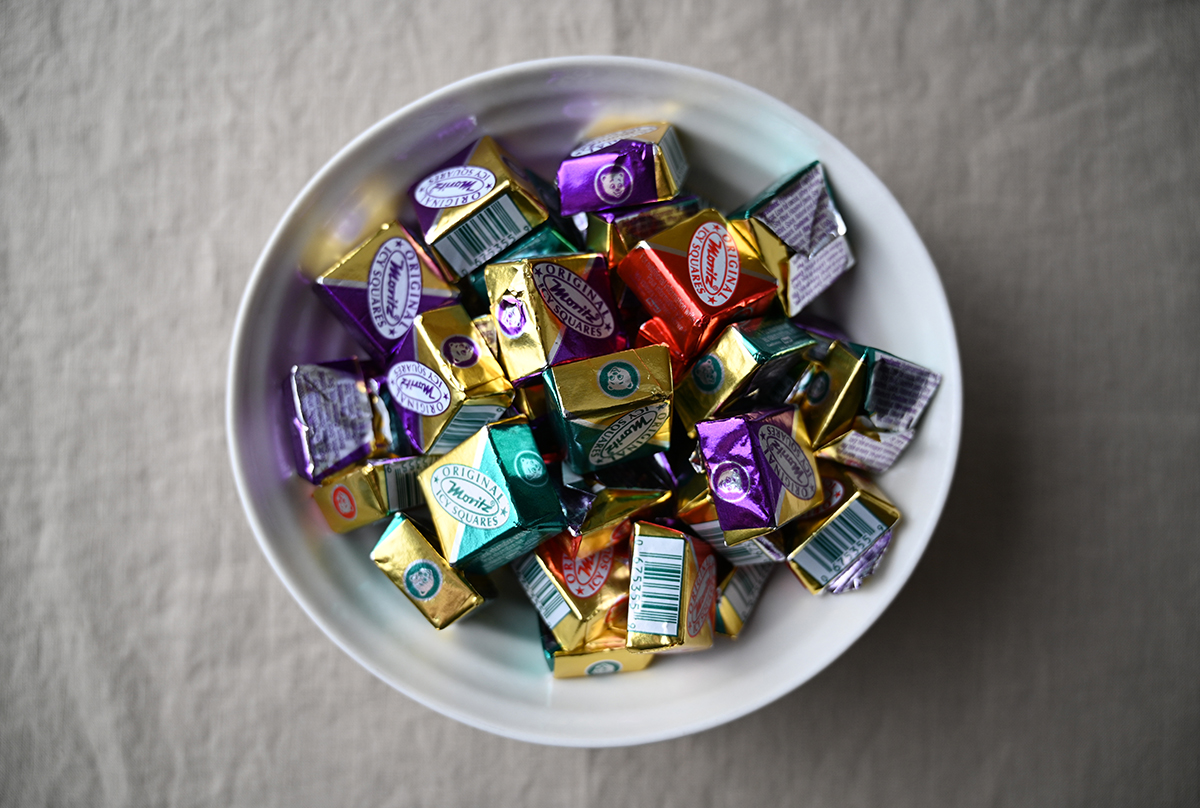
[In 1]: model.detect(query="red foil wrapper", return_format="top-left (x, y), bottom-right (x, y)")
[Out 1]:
top-left (616, 209), bottom-right (777, 369)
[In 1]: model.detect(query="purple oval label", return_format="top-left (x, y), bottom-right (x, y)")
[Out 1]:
top-left (496, 295), bottom-right (528, 338)
top-left (413, 166), bottom-right (496, 209)
top-left (593, 164), bottom-right (634, 206)
top-left (441, 335), bottom-right (479, 368)
top-left (759, 424), bottom-right (817, 500)
top-left (369, 238), bottom-right (423, 340)
top-left (532, 262), bottom-right (615, 339)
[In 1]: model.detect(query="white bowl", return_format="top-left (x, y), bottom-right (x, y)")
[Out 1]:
top-left (227, 56), bottom-right (962, 747)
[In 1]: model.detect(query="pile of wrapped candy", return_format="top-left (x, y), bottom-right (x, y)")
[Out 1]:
top-left (285, 124), bottom-right (941, 679)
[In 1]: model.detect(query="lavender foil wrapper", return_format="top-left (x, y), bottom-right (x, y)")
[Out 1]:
top-left (314, 280), bottom-right (457, 362)
top-left (694, 407), bottom-right (795, 535)
top-left (827, 529), bottom-right (892, 594)
top-left (557, 141), bottom-right (664, 216)
top-left (285, 359), bottom-right (377, 483)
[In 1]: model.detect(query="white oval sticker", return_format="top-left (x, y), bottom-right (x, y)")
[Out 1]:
top-left (687, 554), bottom-right (717, 637)
top-left (561, 546), bottom-right (615, 598)
top-left (570, 125), bottom-right (659, 157)
top-left (430, 464), bottom-right (511, 530)
top-left (759, 424), bottom-right (818, 499)
top-left (387, 361), bottom-right (451, 417)
top-left (587, 403), bottom-right (670, 467)
top-left (369, 238), bottom-right (423, 340)
top-left (413, 166), bottom-right (496, 209)
top-left (687, 221), bottom-right (740, 307)
top-left (533, 262), bottom-right (615, 339)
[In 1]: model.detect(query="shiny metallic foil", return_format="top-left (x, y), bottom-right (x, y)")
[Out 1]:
top-left (557, 486), bottom-right (671, 560)
top-left (540, 620), bottom-right (655, 678)
top-left (675, 316), bottom-right (816, 437)
top-left (557, 123), bottom-right (689, 216)
top-left (386, 304), bottom-right (514, 455)
top-left (409, 137), bottom-right (551, 278)
top-left (313, 454), bottom-right (439, 533)
top-left (417, 416), bottom-right (566, 574)
top-left (675, 473), bottom-right (785, 565)
top-left (313, 221), bottom-right (460, 361)
top-left (715, 563), bottom-right (775, 639)
top-left (694, 405), bottom-right (823, 546)
top-left (786, 340), bottom-right (868, 449)
top-left (616, 209), bottom-right (778, 371)
top-left (513, 539), bottom-right (631, 652)
top-left (485, 253), bottom-right (621, 382)
top-left (542, 344), bottom-right (673, 473)
top-left (584, 194), bottom-right (704, 269)
top-left (286, 359), bottom-right (377, 483)
top-left (783, 460), bottom-right (901, 594)
top-left (626, 522), bottom-right (716, 654)
top-left (815, 416), bottom-right (914, 474)
top-left (370, 514), bottom-right (488, 629)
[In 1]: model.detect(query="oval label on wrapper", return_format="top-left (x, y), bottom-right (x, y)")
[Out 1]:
top-left (593, 164), bottom-right (634, 206)
top-left (570, 125), bottom-right (659, 157)
top-left (562, 546), bottom-right (615, 598)
top-left (403, 559), bottom-right (443, 601)
top-left (441, 335), bottom-right (479, 368)
top-left (413, 166), bottom-right (496, 209)
top-left (759, 424), bottom-right (818, 499)
top-left (805, 478), bottom-right (846, 520)
top-left (532, 262), bottom-right (615, 339)
top-left (712, 462), bottom-right (750, 502)
top-left (496, 295), bottom-right (528, 337)
top-left (585, 660), bottom-right (623, 676)
top-left (692, 354), bottom-right (724, 394)
top-left (430, 464), bottom-right (511, 530)
top-left (368, 238), bottom-right (423, 340)
top-left (588, 404), bottom-right (670, 467)
top-left (687, 554), bottom-right (717, 637)
top-left (331, 485), bottom-right (357, 519)
top-left (597, 360), bottom-right (639, 399)
top-left (688, 222), bottom-right (740, 307)
top-left (513, 450), bottom-right (548, 487)
top-left (387, 361), bottom-right (451, 417)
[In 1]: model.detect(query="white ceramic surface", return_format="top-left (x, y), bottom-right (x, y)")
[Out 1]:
top-left (227, 56), bottom-right (962, 747)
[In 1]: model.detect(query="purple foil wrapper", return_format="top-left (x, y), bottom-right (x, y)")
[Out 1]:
top-left (285, 359), bottom-right (377, 483)
top-left (558, 141), bottom-right (665, 217)
top-left (757, 164), bottom-right (842, 256)
top-left (827, 529), bottom-right (892, 594)
top-left (694, 406), bottom-right (799, 535)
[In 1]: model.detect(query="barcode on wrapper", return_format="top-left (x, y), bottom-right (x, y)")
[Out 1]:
top-left (429, 406), bottom-right (507, 455)
top-left (690, 520), bottom-right (776, 565)
top-left (628, 535), bottom-right (685, 636)
top-left (658, 127), bottom-right (688, 185)
top-left (795, 500), bottom-right (889, 584)
top-left (382, 455), bottom-right (439, 512)
top-left (723, 564), bottom-right (773, 622)
top-left (513, 554), bottom-right (570, 628)
top-left (437, 194), bottom-right (531, 275)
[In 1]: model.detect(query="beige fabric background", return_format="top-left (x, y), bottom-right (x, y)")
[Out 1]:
top-left (2, 1), bottom-right (1197, 805)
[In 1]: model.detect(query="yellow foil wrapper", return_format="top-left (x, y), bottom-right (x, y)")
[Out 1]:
top-left (546, 630), bottom-right (656, 678)
top-left (625, 522), bottom-right (716, 654)
top-left (316, 219), bottom-right (459, 296)
top-left (313, 455), bottom-right (439, 533)
top-left (471, 313), bottom-right (500, 360)
top-left (783, 461), bottom-right (901, 594)
top-left (485, 253), bottom-right (620, 382)
top-left (513, 540), bottom-right (631, 653)
top-left (675, 474), bottom-right (786, 565)
top-left (786, 340), bottom-right (867, 449)
top-left (415, 137), bottom-right (550, 278)
top-left (584, 195), bottom-right (705, 268)
top-left (558, 486), bottom-right (671, 560)
top-left (370, 514), bottom-right (487, 629)
top-left (392, 304), bottom-right (514, 454)
top-left (715, 563), bottom-right (775, 639)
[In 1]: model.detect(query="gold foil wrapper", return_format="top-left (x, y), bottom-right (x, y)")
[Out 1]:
top-left (786, 340), bottom-right (867, 448)
top-left (313, 454), bottom-right (439, 533)
top-left (417, 137), bottom-right (550, 278)
top-left (471, 313), bottom-right (500, 360)
top-left (316, 219), bottom-right (459, 296)
top-left (815, 416), bottom-right (914, 474)
top-left (397, 304), bottom-right (514, 454)
top-left (783, 461), bottom-right (901, 594)
top-left (558, 486), bottom-right (671, 560)
top-left (513, 540), bottom-right (631, 653)
top-left (584, 194), bottom-right (704, 268)
top-left (625, 522), bottom-right (716, 654)
top-left (370, 514), bottom-right (487, 629)
top-left (547, 628), bottom-right (655, 678)
top-left (715, 563), bottom-right (775, 639)
top-left (675, 474), bottom-right (786, 565)
top-left (485, 253), bottom-right (617, 382)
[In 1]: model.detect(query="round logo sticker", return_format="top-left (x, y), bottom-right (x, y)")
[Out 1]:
top-left (441, 335), bottom-right (479, 368)
top-left (805, 478), bottom-right (846, 519)
top-left (331, 485), bottom-right (356, 519)
top-left (593, 164), bottom-right (634, 206)
top-left (687, 222), bottom-right (740, 307)
top-left (587, 404), bottom-right (670, 467)
top-left (712, 462), bottom-right (750, 502)
top-left (496, 295), bottom-right (528, 338)
top-left (584, 660), bottom-right (623, 676)
top-left (805, 370), bottom-right (831, 405)
top-left (570, 125), bottom-right (659, 157)
top-left (512, 450), bottom-right (548, 487)
top-left (532, 262), bottom-right (615, 339)
top-left (403, 559), bottom-right (442, 601)
top-left (430, 464), bottom-right (512, 530)
top-left (367, 238), bottom-right (423, 340)
top-left (561, 546), bottom-right (615, 598)
top-left (386, 361), bottom-right (451, 417)
top-left (687, 554), bottom-right (717, 637)
top-left (691, 354), bottom-right (724, 393)
top-left (759, 424), bottom-right (818, 500)
top-left (413, 166), bottom-right (496, 209)
top-left (597, 360), bottom-right (639, 398)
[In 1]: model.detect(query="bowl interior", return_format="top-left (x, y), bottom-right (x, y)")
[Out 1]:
top-left (227, 56), bottom-right (962, 747)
